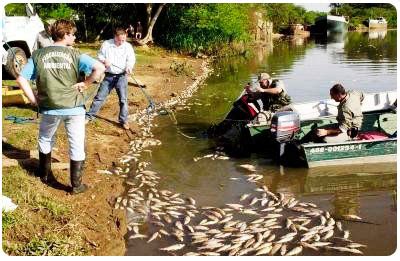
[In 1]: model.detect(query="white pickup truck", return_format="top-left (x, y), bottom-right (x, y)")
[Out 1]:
top-left (2, 4), bottom-right (45, 78)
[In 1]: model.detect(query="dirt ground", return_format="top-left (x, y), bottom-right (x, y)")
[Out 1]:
top-left (2, 46), bottom-right (208, 255)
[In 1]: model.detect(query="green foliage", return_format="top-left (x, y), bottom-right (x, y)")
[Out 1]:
top-left (34, 3), bottom-right (77, 20)
top-left (4, 3), bottom-right (26, 16)
top-left (263, 4), bottom-right (325, 31)
top-left (157, 4), bottom-right (252, 54)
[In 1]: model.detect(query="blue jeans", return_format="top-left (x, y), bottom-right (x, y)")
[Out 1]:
top-left (86, 74), bottom-right (128, 124)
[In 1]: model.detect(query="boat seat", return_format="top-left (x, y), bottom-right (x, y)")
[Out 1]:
top-left (357, 130), bottom-right (389, 141)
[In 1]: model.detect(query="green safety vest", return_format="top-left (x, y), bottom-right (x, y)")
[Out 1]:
top-left (32, 46), bottom-right (84, 109)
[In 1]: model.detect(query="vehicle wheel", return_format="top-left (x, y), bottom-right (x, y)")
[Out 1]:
top-left (5, 47), bottom-right (27, 79)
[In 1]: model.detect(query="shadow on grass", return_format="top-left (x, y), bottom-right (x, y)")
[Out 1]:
top-left (2, 141), bottom-right (70, 192)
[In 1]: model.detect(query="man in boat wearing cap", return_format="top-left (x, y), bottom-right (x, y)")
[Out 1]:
top-left (245, 72), bottom-right (292, 124)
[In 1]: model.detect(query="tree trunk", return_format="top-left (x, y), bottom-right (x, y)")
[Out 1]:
top-left (136, 3), bottom-right (166, 46)
top-left (95, 19), bottom-right (110, 42)
top-left (145, 4), bottom-right (152, 30)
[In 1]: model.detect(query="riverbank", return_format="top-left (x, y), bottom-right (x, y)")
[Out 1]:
top-left (2, 45), bottom-right (210, 255)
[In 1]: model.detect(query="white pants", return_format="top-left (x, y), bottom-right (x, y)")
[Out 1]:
top-left (38, 114), bottom-right (85, 161)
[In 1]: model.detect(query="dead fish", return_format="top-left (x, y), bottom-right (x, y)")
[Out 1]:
top-left (147, 232), bottom-right (159, 243)
top-left (244, 238), bottom-right (256, 248)
top-left (159, 243), bottom-right (185, 251)
top-left (276, 236), bottom-right (295, 244)
top-left (342, 214), bottom-right (362, 220)
top-left (310, 242), bottom-right (332, 247)
top-left (269, 243), bottom-right (282, 255)
top-left (159, 229), bottom-right (170, 236)
top-left (252, 218), bottom-right (265, 224)
top-left (327, 217), bottom-right (336, 226)
top-left (300, 242), bottom-right (319, 251)
top-left (249, 197), bottom-right (259, 206)
top-left (242, 209), bottom-right (259, 215)
top-left (183, 216), bottom-right (191, 225)
top-left (236, 248), bottom-right (254, 256)
top-left (187, 197), bottom-right (196, 205)
top-left (215, 244), bottom-right (232, 253)
top-left (226, 203), bottom-right (243, 210)
top-left (265, 213), bottom-right (282, 219)
top-left (326, 246), bottom-right (363, 255)
top-left (336, 221), bottom-right (343, 231)
top-left (175, 221), bottom-right (184, 231)
top-left (280, 244), bottom-right (287, 256)
top-left (129, 234), bottom-right (147, 239)
top-left (285, 246), bottom-right (303, 256)
top-left (347, 243), bottom-right (367, 248)
top-left (320, 215), bottom-right (327, 225)
top-left (219, 215), bottom-right (233, 224)
top-left (239, 164), bottom-right (256, 172)
top-left (240, 193), bottom-right (251, 201)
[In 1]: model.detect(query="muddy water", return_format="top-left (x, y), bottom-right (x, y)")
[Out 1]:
top-left (126, 31), bottom-right (397, 255)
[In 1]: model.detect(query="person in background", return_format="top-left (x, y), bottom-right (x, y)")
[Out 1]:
top-left (16, 19), bottom-right (105, 194)
top-left (37, 19), bottom-right (54, 48)
top-left (85, 27), bottom-right (135, 129)
top-left (135, 21), bottom-right (143, 39)
top-left (315, 83), bottom-right (364, 143)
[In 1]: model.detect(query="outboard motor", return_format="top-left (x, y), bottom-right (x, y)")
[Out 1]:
top-left (271, 111), bottom-right (300, 162)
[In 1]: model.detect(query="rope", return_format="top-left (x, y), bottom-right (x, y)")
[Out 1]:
top-left (5, 115), bottom-right (37, 124)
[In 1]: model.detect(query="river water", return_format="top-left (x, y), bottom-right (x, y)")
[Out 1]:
top-left (126, 30), bottom-right (397, 255)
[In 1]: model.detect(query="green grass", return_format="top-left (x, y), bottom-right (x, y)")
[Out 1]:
top-left (32, 196), bottom-right (71, 217)
top-left (2, 166), bottom-right (86, 256)
top-left (2, 211), bottom-right (21, 231)
top-left (3, 233), bottom-right (86, 256)
top-left (2, 166), bottom-right (70, 217)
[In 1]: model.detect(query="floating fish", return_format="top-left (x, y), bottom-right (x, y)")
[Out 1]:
top-left (159, 243), bottom-right (185, 251)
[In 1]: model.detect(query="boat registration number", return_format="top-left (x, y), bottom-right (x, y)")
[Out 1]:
top-left (309, 144), bottom-right (363, 154)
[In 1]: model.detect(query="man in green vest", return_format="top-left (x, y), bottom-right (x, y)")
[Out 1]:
top-left (16, 19), bottom-right (105, 194)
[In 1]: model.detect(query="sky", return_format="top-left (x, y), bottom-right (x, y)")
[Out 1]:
top-left (298, 3), bottom-right (331, 12)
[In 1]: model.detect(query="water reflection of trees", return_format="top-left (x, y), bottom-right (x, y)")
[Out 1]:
top-left (344, 31), bottom-right (396, 62)
top-left (260, 164), bottom-right (396, 217)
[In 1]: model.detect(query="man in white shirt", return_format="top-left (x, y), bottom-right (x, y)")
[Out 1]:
top-left (86, 27), bottom-right (135, 129)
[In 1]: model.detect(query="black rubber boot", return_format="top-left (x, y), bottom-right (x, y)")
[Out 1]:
top-left (38, 152), bottom-right (56, 184)
top-left (70, 160), bottom-right (88, 194)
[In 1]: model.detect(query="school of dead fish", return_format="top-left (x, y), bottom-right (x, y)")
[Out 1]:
top-left (100, 61), bottom-right (367, 256)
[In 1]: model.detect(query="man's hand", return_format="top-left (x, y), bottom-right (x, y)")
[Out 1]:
top-left (126, 68), bottom-right (132, 75)
top-left (73, 82), bottom-right (87, 93)
top-left (103, 59), bottom-right (111, 68)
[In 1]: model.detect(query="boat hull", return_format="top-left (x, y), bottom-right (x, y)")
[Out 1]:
top-left (302, 138), bottom-right (397, 168)
top-left (313, 15), bottom-right (348, 34)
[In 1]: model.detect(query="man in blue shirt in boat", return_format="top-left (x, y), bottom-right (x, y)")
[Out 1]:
top-left (315, 83), bottom-right (364, 143)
